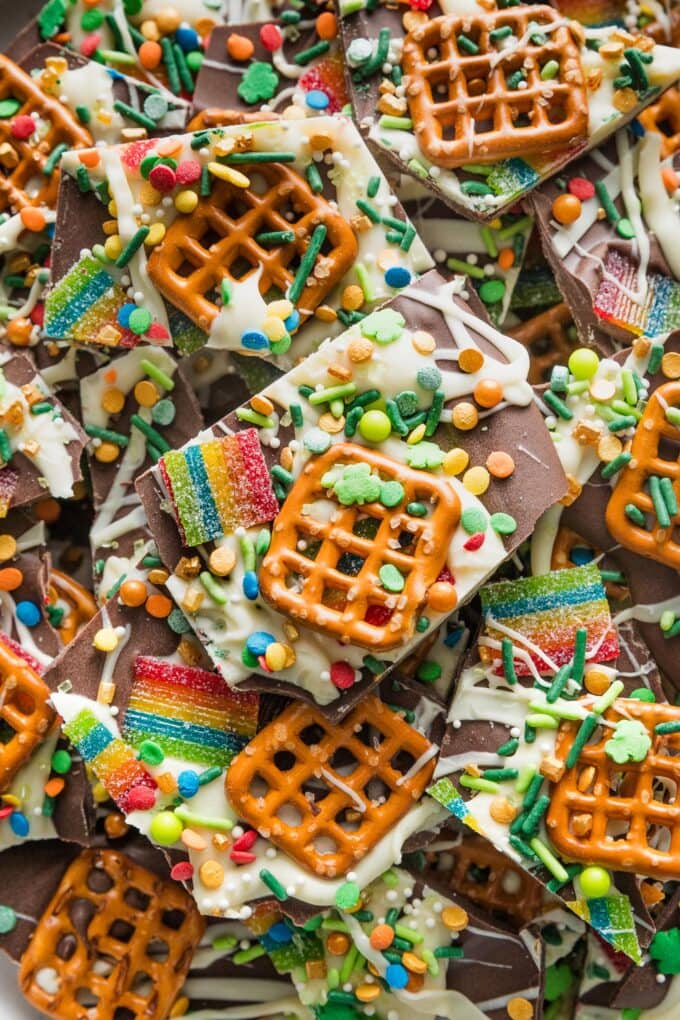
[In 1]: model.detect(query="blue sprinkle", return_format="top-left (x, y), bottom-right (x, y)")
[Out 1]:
top-left (268, 921), bottom-right (293, 944)
top-left (629, 118), bottom-right (645, 138)
top-left (284, 308), bottom-right (300, 332)
top-left (385, 265), bottom-right (412, 289)
top-left (243, 570), bottom-right (259, 601)
top-left (177, 770), bottom-right (200, 799)
top-left (305, 89), bottom-right (329, 110)
top-left (16, 601), bottom-right (40, 627)
top-left (570, 547), bottom-right (594, 566)
top-left (9, 812), bottom-right (29, 838)
top-left (176, 24), bottom-right (199, 50)
top-left (241, 330), bottom-right (270, 351)
top-left (246, 631), bottom-right (275, 657)
top-left (444, 625), bottom-right (464, 647)
top-left (117, 303), bottom-right (136, 328)
top-left (385, 963), bottom-right (408, 989)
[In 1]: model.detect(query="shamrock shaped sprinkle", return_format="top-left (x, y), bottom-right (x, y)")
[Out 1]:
top-left (650, 928), bottom-right (680, 975)
top-left (329, 463), bottom-right (382, 506)
top-left (405, 441), bottom-right (445, 471)
top-left (238, 62), bottom-right (280, 105)
top-left (360, 308), bottom-right (405, 345)
top-left (604, 719), bottom-right (651, 764)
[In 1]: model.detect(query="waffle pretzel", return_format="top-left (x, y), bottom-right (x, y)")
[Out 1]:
top-left (48, 569), bottom-right (97, 645)
top-left (401, 7), bottom-right (588, 169)
top-left (546, 698), bottom-right (680, 880)
top-left (637, 87), bottom-right (680, 158)
top-left (19, 848), bottom-right (205, 1020)
top-left (147, 163), bottom-right (357, 333)
top-left (188, 108), bottom-right (280, 131)
top-left (0, 54), bottom-right (92, 214)
top-left (509, 303), bottom-right (577, 385)
top-left (226, 695), bottom-right (436, 877)
top-left (606, 381), bottom-right (680, 569)
top-left (0, 634), bottom-right (55, 793)
top-left (260, 442), bottom-right (460, 650)
top-left (551, 526), bottom-right (628, 601)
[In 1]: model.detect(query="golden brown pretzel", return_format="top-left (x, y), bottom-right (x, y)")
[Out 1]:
top-left (401, 7), bottom-right (587, 168)
top-left (19, 848), bottom-right (205, 1020)
top-left (226, 695), bottom-right (437, 877)
top-left (637, 87), bottom-right (680, 158)
top-left (0, 636), bottom-right (55, 793)
top-left (260, 442), bottom-right (460, 650)
top-left (48, 569), bottom-right (97, 646)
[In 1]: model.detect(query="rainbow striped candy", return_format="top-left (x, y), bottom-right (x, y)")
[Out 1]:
top-left (159, 428), bottom-right (279, 546)
top-left (569, 895), bottom-right (641, 963)
top-left (122, 656), bottom-right (259, 768)
top-left (594, 251), bottom-right (680, 338)
top-left (63, 708), bottom-right (157, 813)
top-left (44, 254), bottom-right (133, 346)
top-left (480, 564), bottom-right (619, 676)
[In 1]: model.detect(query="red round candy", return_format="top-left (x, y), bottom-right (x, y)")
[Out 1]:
top-left (463, 532), bottom-right (486, 551)
top-left (176, 159), bottom-right (201, 185)
top-left (260, 23), bottom-right (282, 50)
top-left (11, 115), bottom-right (35, 140)
top-left (170, 862), bottom-right (195, 881)
top-left (146, 322), bottom-right (169, 341)
top-left (126, 786), bottom-right (156, 811)
top-left (330, 660), bottom-right (356, 690)
top-left (149, 163), bottom-right (177, 192)
top-left (568, 176), bottom-right (595, 201)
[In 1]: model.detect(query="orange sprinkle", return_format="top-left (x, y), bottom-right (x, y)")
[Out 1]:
top-left (78, 149), bottom-right (101, 168)
top-left (103, 368), bottom-right (118, 384)
top-left (119, 580), bottom-right (148, 608)
top-left (44, 777), bottom-right (65, 798)
top-left (0, 567), bottom-right (23, 592)
top-left (316, 11), bottom-right (338, 38)
top-left (6, 318), bottom-right (33, 346)
top-left (19, 207), bottom-right (46, 232)
top-left (34, 498), bottom-right (60, 524)
top-left (486, 450), bottom-right (515, 478)
top-left (662, 167), bottom-right (680, 194)
top-left (457, 348), bottom-right (484, 374)
top-left (227, 33), bottom-right (255, 61)
top-left (134, 379), bottom-right (159, 407)
top-left (145, 593), bottom-right (172, 619)
top-left (156, 138), bottom-right (183, 158)
top-left (139, 40), bottom-right (163, 70)
top-left (474, 378), bottom-right (504, 408)
top-left (497, 248), bottom-right (514, 271)
top-left (369, 924), bottom-right (394, 950)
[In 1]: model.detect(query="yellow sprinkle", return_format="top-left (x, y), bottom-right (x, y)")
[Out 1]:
top-left (93, 627), bottom-right (120, 652)
top-left (97, 109), bottom-right (113, 126)
top-left (208, 161), bottom-right (250, 188)
top-left (264, 642), bottom-right (289, 672)
top-left (263, 315), bottom-right (287, 342)
top-left (103, 235), bottom-right (123, 262)
top-left (489, 217), bottom-right (503, 230)
top-left (442, 905), bottom-right (469, 931)
top-left (463, 465), bottom-right (490, 495)
top-left (145, 222), bottom-right (166, 247)
top-left (107, 199), bottom-right (117, 217)
top-left (319, 412), bottom-right (345, 434)
top-left (251, 395), bottom-right (274, 417)
top-left (443, 448), bottom-right (469, 476)
top-left (347, 336), bottom-right (373, 363)
top-left (199, 859), bottom-right (225, 889)
top-left (156, 772), bottom-right (178, 794)
top-left (102, 218), bottom-right (119, 236)
top-left (97, 680), bottom-right (116, 705)
top-left (169, 996), bottom-right (190, 1018)
top-left (407, 423), bottom-right (426, 445)
top-left (0, 534), bottom-right (16, 561)
top-left (175, 189), bottom-right (198, 214)
top-left (92, 782), bottom-right (109, 804)
top-left (402, 951), bottom-right (428, 974)
top-left (355, 984), bottom-right (381, 1003)
top-left (140, 182), bottom-right (162, 206)
top-left (1, 794), bottom-right (21, 808)
top-left (268, 299), bottom-right (293, 319)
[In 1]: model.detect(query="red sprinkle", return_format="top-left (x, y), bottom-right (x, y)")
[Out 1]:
top-left (126, 786), bottom-right (156, 811)
top-left (364, 604), bottom-right (393, 627)
top-left (171, 862), bottom-right (195, 881)
top-left (176, 159), bottom-right (202, 185)
top-left (31, 304), bottom-right (44, 327)
top-left (11, 115), bottom-right (35, 140)
top-left (463, 532), bottom-right (486, 551)
top-left (146, 322), bottom-right (169, 341)
top-left (568, 177), bottom-right (595, 201)
top-left (230, 850), bottom-right (257, 865)
top-left (80, 33), bottom-right (101, 57)
top-left (330, 660), bottom-right (356, 690)
top-left (260, 23), bottom-right (283, 50)
top-left (149, 163), bottom-right (177, 192)
top-left (232, 829), bottom-right (258, 852)
top-left (0, 806), bottom-right (13, 821)
top-left (436, 565), bottom-right (456, 585)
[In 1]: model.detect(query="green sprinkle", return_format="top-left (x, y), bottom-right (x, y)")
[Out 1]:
top-left (76, 164), bottom-right (91, 193)
top-left (654, 721), bottom-right (680, 735)
top-left (660, 476), bottom-right (678, 517)
top-left (515, 766), bottom-right (536, 794)
top-left (197, 766), bottom-right (222, 787)
top-left (233, 944), bottom-right (266, 965)
top-left (259, 869), bottom-right (288, 900)
top-left (363, 654), bottom-right (385, 675)
top-left (529, 837), bottom-right (569, 883)
top-left (501, 638), bottom-right (518, 685)
top-left (490, 512), bottom-right (517, 535)
top-left (521, 793), bottom-right (551, 837)
top-left (490, 25), bottom-right (513, 41)
top-left (407, 501), bottom-right (427, 517)
top-left (309, 382), bottom-right (356, 405)
top-left (161, 36), bottom-right (181, 95)
top-left (625, 503), bottom-right (646, 527)
top-left (459, 775), bottom-right (500, 794)
top-left (601, 452), bottom-right (632, 479)
top-left (84, 424), bottom-right (129, 447)
top-left (544, 390), bottom-right (573, 420)
top-left (43, 143), bottom-right (68, 176)
top-left (115, 226), bottom-right (150, 268)
top-left (356, 198), bottom-right (381, 223)
top-left (479, 225), bottom-right (498, 258)
top-left (199, 570), bottom-right (228, 605)
top-left (367, 175), bottom-right (380, 198)
top-left (461, 181), bottom-right (493, 196)
top-left (456, 33), bottom-right (479, 53)
top-left (446, 257), bottom-right (486, 280)
top-left (141, 358), bottom-right (174, 391)
top-left (595, 179), bottom-right (620, 225)
top-left (481, 768), bottom-right (519, 782)
top-left (461, 507), bottom-right (487, 534)
top-left (288, 224), bottom-right (327, 305)
top-left (527, 699), bottom-right (584, 721)
top-left (565, 713), bottom-right (600, 769)
top-left (496, 215), bottom-right (532, 241)
top-left (421, 948), bottom-right (439, 976)
top-left (394, 924), bottom-right (423, 944)
top-left (526, 713), bottom-right (559, 730)
top-left (509, 835), bottom-right (539, 861)
top-left (113, 99), bottom-right (156, 131)
top-left (434, 945), bottom-right (464, 958)
top-left (235, 407), bottom-right (274, 429)
top-left (130, 414), bottom-right (170, 452)
top-left (592, 679), bottom-right (624, 715)
top-left (608, 415), bottom-right (637, 432)
top-left (174, 804), bottom-right (233, 832)
top-left (255, 230), bottom-right (295, 245)
top-left (379, 563), bottom-right (405, 593)
top-left (212, 934), bottom-right (237, 950)
top-left (290, 403), bottom-right (303, 428)
top-left (497, 737), bottom-right (519, 757)
top-left (294, 40), bottom-right (330, 65)
top-left (30, 401), bottom-right (52, 416)
top-left (648, 343), bottom-right (664, 374)
top-left (200, 164), bottom-right (211, 197)
top-left (649, 475), bottom-right (671, 528)
top-left (546, 663), bottom-right (572, 704)
top-left (540, 59), bottom-right (560, 80)
top-left (570, 627), bottom-right (587, 684)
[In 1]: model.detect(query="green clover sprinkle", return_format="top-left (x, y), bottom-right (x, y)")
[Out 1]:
top-left (604, 719), bottom-right (651, 764)
top-left (238, 62), bottom-right (280, 105)
top-left (379, 480), bottom-right (405, 507)
top-left (330, 463), bottom-right (382, 505)
top-left (405, 441), bottom-right (445, 471)
top-left (361, 308), bottom-right (405, 344)
top-left (395, 390), bottom-right (419, 416)
top-left (379, 563), bottom-right (405, 592)
top-left (650, 929), bottom-right (680, 975)
top-left (38, 0), bottom-right (66, 39)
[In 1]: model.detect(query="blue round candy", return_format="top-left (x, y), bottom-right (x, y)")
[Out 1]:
top-left (117, 303), bottom-right (135, 328)
top-left (385, 963), bottom-right (408, 989)
top-left (9, 812), bottom-right (29, 838)
top-left (16, 601), bottom-right (40, 627)
top-left (305, 89), bottom-right (329, 110)
top-left (268, 921), bottom-right (293, 944)
top-left (283, 308), bottom-right (300, 332)
top-left (243, 570), bottom-right (259, 601)
top-left (246, 631), bottom-right (275, 657)
top-left (177, 770), bottom-right (200, 799)
top-left (385, 265), bottom-right (412, 289)
top-left (570, 547), bottom-right (594, 566)
top-left (241, 330), bottom-right (270, 352)
top-left (175, 24), bottom-right (199, 51)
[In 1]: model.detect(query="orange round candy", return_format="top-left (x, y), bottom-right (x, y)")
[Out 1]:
top-left (326, 932), bottom-right (350, 955)
top-left (19, 207), bottom-right (46, 232)
top-left (145, 593), bottom-right (172, 618)
top-left (227, 33), bottom-right (254, 60)
top-left (316, 11), bottom-right (338, 38)
top-left (134, 380), bottom-right (159, 407)
top-left (427, 581), bottom-right (458, 613)
top-left (34, 498), bottom-right (60, 524)
top-left (119, 580), bottom-right (148, 608)
top-left (0, 567), bottom-right (23, 591)
top-left (486, 450), bottom-right (515, 478)
top-left (94, 442), bottom-right (120, 464)
top-left (497, 248), bottom-right (514, 271)
top-left (552, 193), bottom-right (582, 225)
top-left (474, 378), bottom-right (503, 408)
top-left (6, 317), bottom-right (32, 346)
top-left (139, 40), bottom-right (162, 69)
top-left (369, 924), bottom-right (394, 950)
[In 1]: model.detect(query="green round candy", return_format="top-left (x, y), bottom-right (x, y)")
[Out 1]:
top-left (168, 607), bottom-right (191, 634)
top-left (303, 427), bottom-right (331, 454)
top-left (0, 99), bottom-right (21, 118)
top-left (417, 660), bottom-right (442, 683)
top-left (140, 154), bottom-right (160, 180)
top-left (579, 865), bottom-right (611, 899)
top-left (186, 51), bottom-right (204, 72)
top-left (241, 646), bottom-right (259, 669)
top-left (461, 507), bottom-right (487, 534)
top-left (568, 347), bottom-right (600, 380)
top-left (151, 398), bottom-right (176, 426)
top-left (81, 8), bottom-right (104, 30)
top-left (490, 512), bottom-right (517, 535)
top-left (123, 0), bottom-right (143, 14)
top-left (0, 906), bottom-right (16, 934)
top-left (128, 308), bottom-right (152, 335)
top-left (51, 749), bottom-right (72, 775)
top-left (616, 217), bottom-right (635, 240)
top-left (149, 811), bottom-right (183, 846)
top-left (358, 409), bottom-right (391, 443)
top-left (629, 687), bottom-right (656, 702)
top-left (270, 334), bottom-right (291, 355)
top-left (379, 480), bottom-right (405, 507)
top-left (143, 93), bottom-right (169, 123)
top-left (416, 616), bottom-right (429, 632)
top-left (479, 278), bottom-right (506, 305)
top-left (335, 881), bottom-right (360, 910)
top-left (379, 563), bottom-right (405, 593)
top-left (138, 739), bottom-right (164, 766)
top-left (407, 501), bottom-right (427, 517)
top-left (416, 366), bottom-right (442, 391)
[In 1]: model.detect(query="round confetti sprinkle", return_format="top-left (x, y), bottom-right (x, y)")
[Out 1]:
top-left (11, 115), bottom-right (35, 140)
top-left (138, 740), bottom-right (165, 766)
top-left (260, 22), bottom-right (283, 50)
top-left (128, 308), bottom-right (153, 335)
top-left (359, 409), bottom-right (391, 443)
top-left (150, 811), bottom-right (183, 845)
top-left (490, 512), bottom-right (517, 535)
top-left (303, 427), bottom-right (332, 454)
top-left (305, 89), bottom-right (329, 110)
top-left (385, 963), bottom-right (409, 990)
top-left (167, 607), bottom-right (191, 634)
top-left (416, 366), bottom-right (442, 391)
top-left (16, 600), bottom-right (40, 627)
top-left (0, 567), bottom-right (21, 592)
top-left (151, 398), bottom-right (176, 426)
top-left (51, 749), bottom-right (72, 775)
top-left (0, 906), bottom-right (17, 934)
top-left (486, 450), bottom-right (515, 478)
top-left (171, 862), bottom-right (195, 882)
top-left (379, 563), bottom-right (405, 592)
top-left (143, 93), bottom-right (169, 122)
top-left (385, 265), bottom-right (412, 289)
top-left (474, 378), bottom-right (503, 408)
top-left (452, 402), bottom-right (479, 431)
top-left (552, 193), bottom-right (582, 225)
top-left (461, 507), bottom-right (487, 534)
top-left (335, 881), bottom-right (361, 910)
top-left (463, 466), bottom-right (490, 495)
top-left (478, 278), bottom-right (506, 305)
top-left (119, 580), bottom-right (148, 607)
top-left (246, 631), bottom-right (275, 657)
top-left (568, 176), bottom-right (595, 200)
top-left (178, 770), bottom-right (200, 798)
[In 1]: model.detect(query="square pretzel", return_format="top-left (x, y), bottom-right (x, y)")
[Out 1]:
top-left (606, 382), bottom-right (680, 569)
top-left (0, 55), bottom-right (92, 214)
top-left (259, 442), bottom-right (460, 651)
top-left (147, 162), bottom-right (358, 333)
top-left (0, 636), bottom-right (55, 793)
top-left (546, 698), bottom-right (680, 880)
top-left (638, 87), bottom-right (680, 158)
top-left (401, 6), bottom-right (588, 169)
top-left (19, 849), bottom-right (205, 1020)
top-left (226, 695), bottom-right (437, 877)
